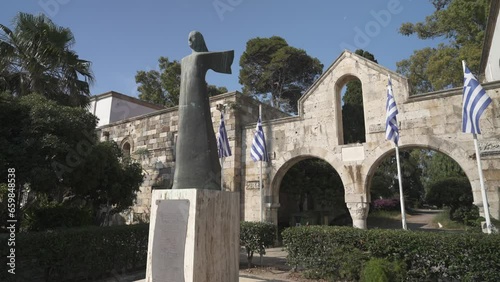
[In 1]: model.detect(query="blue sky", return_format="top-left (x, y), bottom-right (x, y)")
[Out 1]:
top-left (1, 0), bottom-right (443, 97)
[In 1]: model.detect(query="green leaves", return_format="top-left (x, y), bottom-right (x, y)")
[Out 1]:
top-left (283, 226), bottom-right (500, 281)
top-left (0, 12), bottom-right (93, 107)
top-left (397, 0), bottom-right (489, 94)
top-left (240, 221), bottom-right (276, 267)
top-left (0, 224), bottom-right (149, 281)
top-left (239, 36), bottom-right (323, 113)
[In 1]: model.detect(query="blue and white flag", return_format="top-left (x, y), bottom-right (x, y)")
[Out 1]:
top-left (385, 76), bottom-right (399, 145)
top-left (217, 112), bottom-right (231, 158)
top-left (462, 63), bottom-right (492, 134)
top-left (251, 117), bottom-right (268, 162)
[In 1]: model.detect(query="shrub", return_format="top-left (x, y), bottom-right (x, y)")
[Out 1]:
top-left (303, 244), bottom-right (368, 281)
top-left (240, 221), bottom-right (276, 267)
top-left (282, 226), bottom-right (500, 281)
top-left (361, 258), bottom-right (406, 282)
top-left (23, 205), bottom-right (93, 231)
top-left (451, 205), bottom-right (480, 227)
top-left (425, 177), bottom-right (472, 211)
top-left (0, 224), bottom-right (148, 281)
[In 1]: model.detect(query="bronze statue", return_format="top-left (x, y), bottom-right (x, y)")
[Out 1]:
top-left (172, 31), bottom-right (234, 190)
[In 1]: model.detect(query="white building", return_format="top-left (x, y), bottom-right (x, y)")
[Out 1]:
top-left (89, 91), bottom-right (163, 127)
top-left (481, 0), bottom-right (500, 82)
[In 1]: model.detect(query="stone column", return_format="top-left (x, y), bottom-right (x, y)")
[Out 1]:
top-left (346, 202), bottom-right (369, 229)
top-left (265, 203), bottom-right (281, 224)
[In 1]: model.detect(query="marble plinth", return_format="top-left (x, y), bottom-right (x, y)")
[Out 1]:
top-left (146, 189), bottom-right (240, 282)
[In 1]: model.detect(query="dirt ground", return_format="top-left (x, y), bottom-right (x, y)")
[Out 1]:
top-left (239, 209), bottom-right (442, 281)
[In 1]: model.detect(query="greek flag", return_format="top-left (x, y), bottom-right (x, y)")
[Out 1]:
top-left (385, 76), bottom-right (399, 145)
top-left (217, 112), bottom-right (231, 158)
top-left (251, 117), bottom-right (268, 162)
top-left (462, 63), bottom-right (492, 134)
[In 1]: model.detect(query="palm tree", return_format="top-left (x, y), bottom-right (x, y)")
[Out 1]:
top-left (0, 12), bottom-right (94, 107)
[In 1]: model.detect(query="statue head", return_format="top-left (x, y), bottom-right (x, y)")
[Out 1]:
top-left (188, 31), bottom-right (208, 52)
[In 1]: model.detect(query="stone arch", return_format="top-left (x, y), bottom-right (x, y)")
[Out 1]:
top-left (364, 138), bottom-right (478, 205)
top-left (267, 146), bottom-right (361, 226)
top-left (270, 147), bottom-right (346, 198)
top-left (120, 136), bottom-right (133, 157)
top-left (334, 73), bottom-right (366, 145)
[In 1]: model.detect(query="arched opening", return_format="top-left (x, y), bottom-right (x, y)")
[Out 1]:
top-left (366, 147), bottom-right (477, 231)
top-left (341, 77), bottom-right (365, 145)
top-left (278, 157), bottom-right (351, 231)
top-left (122, 142), bottom-right (131, 158)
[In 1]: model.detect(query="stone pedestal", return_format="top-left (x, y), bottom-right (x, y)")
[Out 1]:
top-left (146, 189), bottom-right (240, 282)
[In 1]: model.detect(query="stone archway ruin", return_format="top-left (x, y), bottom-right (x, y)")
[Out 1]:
top-left (241, 50), bottom-right (500, 228)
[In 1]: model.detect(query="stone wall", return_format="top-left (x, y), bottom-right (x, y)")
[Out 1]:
top-left (241, 50), bottom-right (500, 226)
top-left (100, 50), bottom-right (500, 227)
top-left (98, 91), bottom-right (288, 222)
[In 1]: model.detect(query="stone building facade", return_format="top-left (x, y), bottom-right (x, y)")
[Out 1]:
top-left (97, 91), bottom-right (288, 223)
top-left (99, 50), bottom-right (500, 228)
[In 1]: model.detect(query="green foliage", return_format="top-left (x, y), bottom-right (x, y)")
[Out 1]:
top-left (361, 258), bottom-right (406, 282)
top-left (136, 56), bottom-right (227, 107)
top-left (240, 221), bottom-right (276, 267)
top-left (421, 151), bottom-right (466, 189)
top-left (0, 92), bottom-right (98, 196)
top-left (303, 245), bottom-right (368, 281)
top-left (0, 13), bottom-right (94, 107)
top-left (370, 150), bottom-right (425, 205)
top-left (397, 0), bottom-right (490, 94)
top-left (0, 224), bottom-right (149, 281)
top-left (70, 141), bottom-right (144, 225)
top-left (282, 226), bottom-right (500, 281)
top-left (239, 36), bottom-right (323, 113)
top-left (451, 205), bottom-right (480, 227)
top-left (280, 159), bottom-right (344, 212)
top-left (425, 177), bottom-right (472, 210)
top-left (396, 48), bottom-right (437, 94)
top-left (23, 205), bottom-right (93, 231)
top-left (0, 93), bottom-right (143, 226)
top-left (283, 226), bottom-right (369, 281)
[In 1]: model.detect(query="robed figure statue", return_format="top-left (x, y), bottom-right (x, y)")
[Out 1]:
top-left (172, 31), bottom-right (234, 190)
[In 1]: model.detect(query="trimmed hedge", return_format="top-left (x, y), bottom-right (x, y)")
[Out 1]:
top-left (0, 224), bottom-right (148, 281)
top-left (282, 226), bottom-right (500, 281)
top-left (240, 221), bottom-right (276, 267)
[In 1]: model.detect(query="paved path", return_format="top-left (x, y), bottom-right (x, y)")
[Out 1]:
top-left (98, 248), bottom-right (288, 282)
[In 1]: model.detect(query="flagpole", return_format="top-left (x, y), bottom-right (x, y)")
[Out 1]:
top-left (220, 108), bottom-right (225, 191)
top-left (461, 60), bottom-right (492, 234)
top-left (221, 156), bottom-right (224, 191)
top-left (473, 134), bottom-right (492, 233)
top-left (259, 104), bottom-right (263, 222)
top-left (387, 74), bottom-right (406, 230)
top-left (394, 145), bottom-right (407, 230)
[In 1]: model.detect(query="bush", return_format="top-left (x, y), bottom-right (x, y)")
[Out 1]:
top-left (23, 205), bottom-right (93, 231)
top-left (302, 244), bottom-right (368, 281)
top-left (0, 224), bottom-right (148, 281)
top-left (361, 258), bottom-right (406, 282)
top-left (425, 177), bottom-right (472, 211)
top-left (240, 221), bottom-right (276, 267)
top-left (451, 205), bottom-right (480, 227)
top-left (282, 226), bottom-right (500, 281)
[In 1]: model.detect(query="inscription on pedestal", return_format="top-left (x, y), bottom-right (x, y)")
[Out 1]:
top-left (152, 200), bottom-right (189, 282)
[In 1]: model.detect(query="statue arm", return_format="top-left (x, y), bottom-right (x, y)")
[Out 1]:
top-left (206, 50), bottom-right (234, 74)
